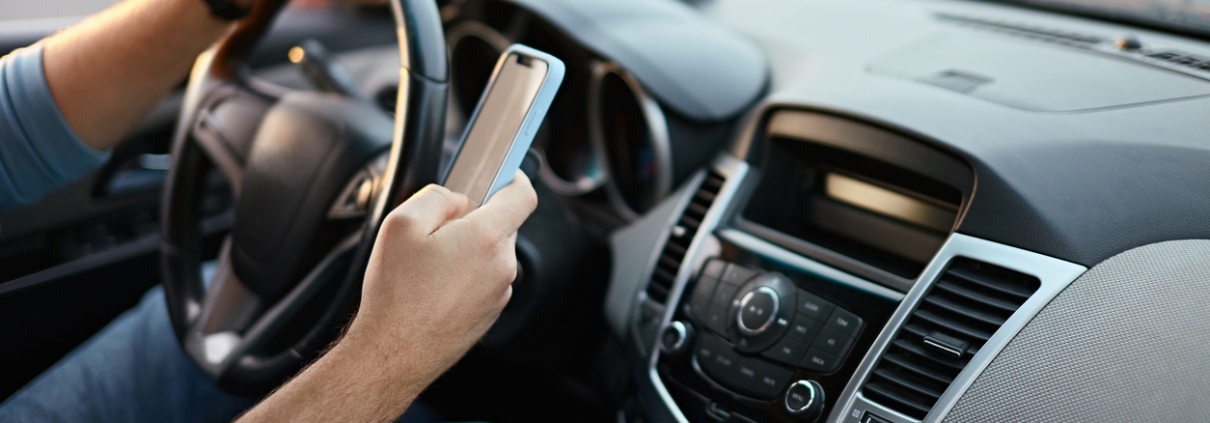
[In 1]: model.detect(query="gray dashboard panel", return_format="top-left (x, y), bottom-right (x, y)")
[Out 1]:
top-left (868, 33), bottom-right (1210, 112)
top-left (701, 0), bottom-right (1210, 267)
top-left (942, 239), bottom-right (1210, 423)
top-left (507, 0), bottom-right (768, 122)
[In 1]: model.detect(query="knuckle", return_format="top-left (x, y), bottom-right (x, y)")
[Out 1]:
top-left (522, 188), bottom-right (538, 212)
top-left (382, 210), bottom-right (415, 234)
top-left (493, 256), bottom-right (518, 283)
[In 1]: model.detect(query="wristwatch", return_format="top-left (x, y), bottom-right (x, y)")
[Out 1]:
top-left (202, 0), bottom-right (252, 21)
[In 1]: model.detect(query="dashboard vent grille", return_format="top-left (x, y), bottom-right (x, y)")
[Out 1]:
top-left (861, 258), bottom-right (1040, 419)
top-left (646, 171), bottom-right (725, 304)
top-left (1145, 50), bottom-right (1210, 71)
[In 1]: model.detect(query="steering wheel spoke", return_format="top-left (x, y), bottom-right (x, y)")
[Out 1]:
top-left (183, 234), bottom-right (361, 377)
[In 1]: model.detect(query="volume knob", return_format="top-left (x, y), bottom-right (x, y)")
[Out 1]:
top-left (736, 286), bottom-right (780, 335)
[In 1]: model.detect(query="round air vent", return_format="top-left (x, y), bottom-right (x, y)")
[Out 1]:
top-left (446, 21), bottom-right (510, 121)
top-left (589, 62), bottom-right (671, 219)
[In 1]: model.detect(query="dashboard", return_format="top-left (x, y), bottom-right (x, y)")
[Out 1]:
top-left (567, 0), bottom-right (1210, 422)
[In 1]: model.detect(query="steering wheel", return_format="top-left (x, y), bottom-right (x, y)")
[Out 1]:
top-left (160, 0), bottom-right (447, 395)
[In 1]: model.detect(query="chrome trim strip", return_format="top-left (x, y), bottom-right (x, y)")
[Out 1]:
top-left (715, 228), bottom-right (905, 302)
top-left (647, 153), bottom-right (749, 423)
top-left (827, 233), bottom-right (1087, 423)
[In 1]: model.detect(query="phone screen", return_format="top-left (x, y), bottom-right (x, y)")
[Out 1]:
top-left (443, 53), bottom-right (550, 207)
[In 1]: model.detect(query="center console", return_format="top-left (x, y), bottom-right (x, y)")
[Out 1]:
top-left (608, 108), bottom-right (1087, 423)
top-left (658, 251), bottom-right (897, 422)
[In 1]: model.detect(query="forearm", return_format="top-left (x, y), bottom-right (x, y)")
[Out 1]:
top-left (235, 324), bottom-right (431, 423)
top-left (42, 0), bottom-right (249, 151)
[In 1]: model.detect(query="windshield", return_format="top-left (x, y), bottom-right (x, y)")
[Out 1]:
top-left (998, 0), bottom-right (1210, 37)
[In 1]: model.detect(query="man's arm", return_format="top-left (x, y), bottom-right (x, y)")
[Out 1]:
top-left (42, 0), bottom-right (252, 151)
top-left (237, 173), bottom-right (539, 422)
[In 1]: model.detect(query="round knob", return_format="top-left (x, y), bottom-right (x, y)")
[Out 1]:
top-left (785, 379), bottom-right (825, 419)
top-left (660, 321), bottom-right (693, 356)
top-left (736, 286), bottom-right (779, 335)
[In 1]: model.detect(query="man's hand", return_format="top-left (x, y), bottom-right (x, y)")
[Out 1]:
top-left (237, 172), bottom-right (538, 423)
top-left (350, 171), bottom-right (538, 384)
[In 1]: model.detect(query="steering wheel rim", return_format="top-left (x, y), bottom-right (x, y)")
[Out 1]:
top-left (159, 0), bottom-right (448, 395)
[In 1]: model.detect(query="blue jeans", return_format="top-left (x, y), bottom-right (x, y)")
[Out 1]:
top-left (0, 286), bottom-right (445, 423)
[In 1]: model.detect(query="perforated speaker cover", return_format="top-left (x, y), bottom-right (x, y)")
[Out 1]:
top-left (943, 240), bottom-right (1210, 422)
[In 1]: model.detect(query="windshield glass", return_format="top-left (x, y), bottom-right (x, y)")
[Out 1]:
top-left (1000, 0), bottom-right (1210, 36)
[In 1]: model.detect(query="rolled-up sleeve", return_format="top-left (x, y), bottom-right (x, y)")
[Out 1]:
top-left (0, 43), bottom-right (109, 210)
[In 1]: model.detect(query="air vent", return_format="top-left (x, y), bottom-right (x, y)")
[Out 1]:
top-left (646, 171), bottom-right (725, 304)
top-left (861, 258), bottom-right (1040, 419)
top-left (1145, 50), bottom-right (1210, 71)
top-left (936, 14), bottom-right (1104, 46)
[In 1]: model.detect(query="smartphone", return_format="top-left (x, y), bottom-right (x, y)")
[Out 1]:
top-left (441, 44), bottom-right (565, 208)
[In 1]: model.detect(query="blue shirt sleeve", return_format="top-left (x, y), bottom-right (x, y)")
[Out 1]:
top-left (0, 43), bottom-right (110, 210)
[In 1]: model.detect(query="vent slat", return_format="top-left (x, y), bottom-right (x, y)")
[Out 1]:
top-left (864, 258), bottom-right (1040, 419)
top-left (685, 202), bottom-right (710, 218)
top-left (872, 369), bottom-right (944, 400)
top-left (932, 280), bottom-right (1020, 312)
top-left (645, 171), bottom-right (725, 305)
top-left (679, 216), bottom-right (702, 230)
top-left (863, 383), bottom-right (933, 418)
top-left (922, 295), bottom-right (1008, 327)
top-left (882, 353), bottom-right (956, 385)
top-left (663, 242), bottom-right (687, 258)
top-left (946, 267), bottom-right (1034, 299)
top-left (658, 254), bottom-right (681, 271)
top-left (913, 309), bottom-right (993, 343)
top-left (890, 339), bottom-right (967, 371)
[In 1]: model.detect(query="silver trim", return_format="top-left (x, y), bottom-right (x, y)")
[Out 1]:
top-left (736, 287), bottom-right (779, 336)
top-left (662, 321), bottom-right (689, 353)
top-left (589, 61), bottom-right (674, 221)
top-left (646, 153), bottom-right (749, 423)
top-left (827, 233), bottom-right (1087, 423)
top-left (785, 380), bottom-right (820, 415)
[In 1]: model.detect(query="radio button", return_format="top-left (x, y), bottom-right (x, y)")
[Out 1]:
top-left (825, 307), bottom-right (863, 337)
top-left (762, 337), bottom-right (808, 366)
top-left (795, 290), bottom-right (835, 320)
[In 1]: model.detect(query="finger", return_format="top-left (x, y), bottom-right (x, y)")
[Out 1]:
top-left (463, 171), bottom-right (538, 238)
top-left (386, 184), bottom-right (469, 237)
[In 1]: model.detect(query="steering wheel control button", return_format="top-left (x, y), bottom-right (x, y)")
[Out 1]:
top-left (762, 337), bottom-right (808, 366)
top-left (799, 348), bottom-right (841, 373)
top-left (785, 380), bottom-right (825, 419)
top-left (737, 287), bottom-right (779, 335)
top-left (661, 321), bottom-right (693, 356)
top-left (795, 289), bottom-right (836, 320)
top-left (787, 314), bottom-right (824, 342)
top-left (825, 307), bottom-right (863, 337)
top-left (811, 326), bottom-right (855, 357)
